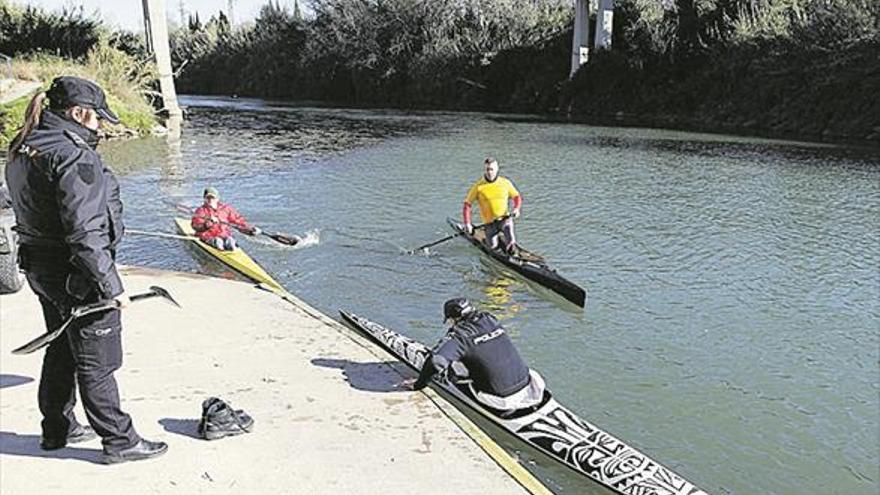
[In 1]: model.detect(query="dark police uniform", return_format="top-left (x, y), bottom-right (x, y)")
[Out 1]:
top-left (5, 109), bottom-right (140, 452)
top-left (413, 311), bottom-right (530, 398)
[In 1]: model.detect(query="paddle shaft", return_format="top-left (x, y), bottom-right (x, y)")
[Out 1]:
top-left (410, 232), bottom-right (461, 252)
top-left (126, 229), bottom-right (197, 241)
top-left (203, 217), bottom-right (299, 245)
top-left (174, 202), bottom-right (299, 246)
top-left (408, 215), bottom-right (511, 254)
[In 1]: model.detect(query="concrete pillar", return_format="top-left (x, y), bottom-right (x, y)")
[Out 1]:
top-left (594, 0), bottom-right (614, 50)
top-left (142, 0), bottom-right (183, 134)
top-left (570, 0), bottom-right (589, 78)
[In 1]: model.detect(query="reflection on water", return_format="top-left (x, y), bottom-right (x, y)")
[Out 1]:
top-left (111, 96), bottom-right (880, 495)
top-left (478, 273), bottom-right (523, 322)
top-left (181, 95), bottom-right (438, 160)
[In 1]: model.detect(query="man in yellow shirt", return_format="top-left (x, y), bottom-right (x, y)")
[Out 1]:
top-left (463, 157), bottom-right (522, 254)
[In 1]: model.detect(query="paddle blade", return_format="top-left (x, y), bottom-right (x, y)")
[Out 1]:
top-left (267, 232), bottom-right (300, 246)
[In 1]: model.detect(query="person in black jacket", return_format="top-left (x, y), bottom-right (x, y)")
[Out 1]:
top-left (4, 76), bottom-right (167, 463)
top-left (407, 298), bottom-right (546, 415)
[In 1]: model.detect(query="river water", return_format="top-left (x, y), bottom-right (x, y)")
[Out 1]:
top-left (109, 96), bottom-right (879, 494)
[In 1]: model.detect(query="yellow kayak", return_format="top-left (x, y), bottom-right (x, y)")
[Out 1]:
top-left (174, 217), bottom-right (285, 291)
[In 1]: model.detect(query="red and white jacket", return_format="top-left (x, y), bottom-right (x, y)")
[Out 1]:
top-left (191, 202), bottom-right (252, 241)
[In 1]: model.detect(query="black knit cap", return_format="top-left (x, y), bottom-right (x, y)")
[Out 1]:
top-left (46, 76), bottom-right (120, 124)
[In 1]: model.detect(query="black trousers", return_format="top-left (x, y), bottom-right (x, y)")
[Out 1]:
top-left (21, 251), bottom-right (140, 453)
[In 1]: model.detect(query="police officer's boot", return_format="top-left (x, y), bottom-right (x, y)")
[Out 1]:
top-left (40, 424), bottom-right (97, 451)
top-left (103, 439), bottom-right (168, 464)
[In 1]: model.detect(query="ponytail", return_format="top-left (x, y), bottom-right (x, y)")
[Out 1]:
top-left (7, 91), bottom-right (47, 162)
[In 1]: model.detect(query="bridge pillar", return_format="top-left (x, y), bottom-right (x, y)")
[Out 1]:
top-left (594, 0), bottom-right (614, 50)
top-left (142, 0), bottom-right (183, 136)
top-left (570, 0), bottom-right (589, 78)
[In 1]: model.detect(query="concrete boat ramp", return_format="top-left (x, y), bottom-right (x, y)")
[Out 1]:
top-left (0, 266), bottom-right (551, 494)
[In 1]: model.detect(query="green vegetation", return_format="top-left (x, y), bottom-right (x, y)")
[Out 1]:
top-left (0, 1), bottom-right (158, 148)
top-left (171, 0), bottom-right (572, 106)
top-left (0, 94), bottom-right (29, 150)
top-left (565, 0), bottom-right (880, 142)
top-left (3, 0), bottom-right (878, 144)
top-left (167, 0), bottom-right (878, 143)
top-left (0, 0), bottom-right (101, 59)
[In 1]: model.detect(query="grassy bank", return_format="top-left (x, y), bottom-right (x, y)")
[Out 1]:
top-left (0, 41), bottom-right (158, 149)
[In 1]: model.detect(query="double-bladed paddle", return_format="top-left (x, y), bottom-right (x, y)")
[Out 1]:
top-left (12, 286), bottom-right (181, 355)
top-left (170, 202), bottom-right (301, 246)
top-left (406, 215), bottom-right (511, 254)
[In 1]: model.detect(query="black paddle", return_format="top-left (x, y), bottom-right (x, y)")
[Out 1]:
top-left (170, 202), bottom-right (301, 246)
top-left (407, 215), bottom-right (511, 254)
top-left (12, 286), bottom-right (181, 355)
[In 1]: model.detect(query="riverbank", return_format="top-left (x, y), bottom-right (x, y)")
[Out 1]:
top-left (560, 38), bottom-right (880, 147)
top-left (0, 265), bottom-right (547, 495)
top-left (0, 42), bottom-right (160, 148)
top-left (166, 3), bottom-right (879, 148)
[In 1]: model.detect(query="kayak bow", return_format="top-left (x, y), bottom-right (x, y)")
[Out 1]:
top-left (339, 311), bottom-right (709, 495)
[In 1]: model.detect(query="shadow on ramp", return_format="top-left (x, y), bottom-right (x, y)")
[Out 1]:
top-left (158, 418), bottom-right (201, 439)
top-left (311, 358), bottom-right (412, 393)
top-left (0, 431), bottom-right (103, 463)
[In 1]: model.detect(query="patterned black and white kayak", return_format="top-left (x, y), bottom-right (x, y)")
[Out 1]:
top-left (339, 310), bottom-right (709, 495)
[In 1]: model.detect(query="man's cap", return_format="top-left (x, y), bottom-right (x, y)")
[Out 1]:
top-left (443, 298), bottom-right (475, 322)
top-left (46, 76), bottom-right (120, 124)
top-left (203, 187), bottom-right (220, 198)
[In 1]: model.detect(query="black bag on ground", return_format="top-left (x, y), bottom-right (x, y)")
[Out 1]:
top-left (198, 397), bottom-right (254, 440)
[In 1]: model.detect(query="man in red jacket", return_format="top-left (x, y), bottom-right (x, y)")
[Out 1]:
top-left (191, 187), bottom-right (259, 250)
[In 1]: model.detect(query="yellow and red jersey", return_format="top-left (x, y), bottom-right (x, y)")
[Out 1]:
top-left (464, 176), bottom-right (521, 223)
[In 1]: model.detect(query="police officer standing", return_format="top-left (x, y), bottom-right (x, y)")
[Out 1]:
top-left (4, 76), bottom-right (167, 463)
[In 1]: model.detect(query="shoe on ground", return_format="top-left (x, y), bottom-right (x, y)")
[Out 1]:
top-left (103, 439), bottom-right (168, 464)
top-left (198, 397), bottom-right (254, 440)
top-left (40, 424), bottom-right (98, 451)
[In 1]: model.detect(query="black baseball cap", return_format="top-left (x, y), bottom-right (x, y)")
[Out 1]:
top-left (46, 76), bottom-right (120, 124)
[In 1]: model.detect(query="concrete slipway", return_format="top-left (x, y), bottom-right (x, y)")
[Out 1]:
top-left (0, 266), bottom-right (553, 495)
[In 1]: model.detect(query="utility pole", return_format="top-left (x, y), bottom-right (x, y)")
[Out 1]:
top-left (178, 0), bottom-right (186, 26)
top-left (570, 0), bottom-right (589, 78)
top-left (142, 0), bottom-right (183, 134)
top-left (227, 0), bottom-right (235, 26)
top-left (141, 0), bottom-right (153, 53)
